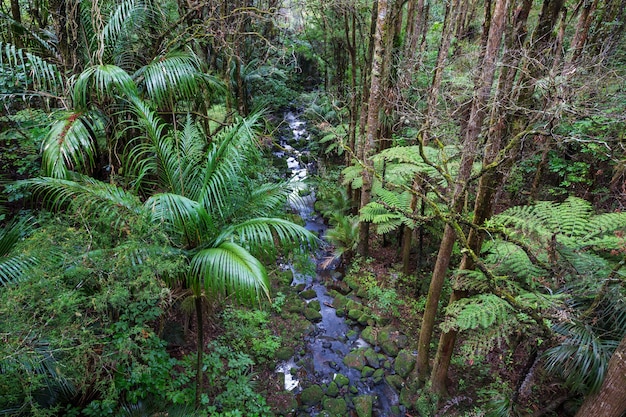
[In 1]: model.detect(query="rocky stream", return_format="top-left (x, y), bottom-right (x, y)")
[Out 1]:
top-left (273, 112), bottom-right (418, 417)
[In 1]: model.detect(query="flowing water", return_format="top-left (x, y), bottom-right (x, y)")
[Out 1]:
top-left (275, 111), bottom-right (402, 416)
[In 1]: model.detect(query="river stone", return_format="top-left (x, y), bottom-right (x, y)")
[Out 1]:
top-left (322, 397), bottom-right (347, 416)
top-left (372, 368), bottom-right (385, 384)
top-left (358, 312), bottom-right (373, 326)
top-left (327, 280), bottom-right (351, 295)
top-left (353, 395), bottom-right (374, 417)
top-left (343, 348), bottom-right (367, 370)
top-left (361, 365), bottom-right (375, 378)
top-left (360, 326), bottom-right (377, 345)
top-left (300, 384), bottom-right (324, 406)
top-left (364, 348), bottom-right (380, 368)
top-left (347, 308), bottom-right (362, 320)
top-left (334, 373), bottom-right (349, 387)
top-left (309, 300), bottom-right (321, 310)
top-left (396, 334), bottom-right (409, 349)
top-left (304, 306), bottom-right (322, 322)
top-left (326, 381), bottom-right (339, 397)
top-left (394, 349), bottom-right (416, 378)
top-left (299, 289), bottom-right (317, 300)
top-left (385, 374), bottom-right (404, 391)
top-left (276, 346), bottom-right (295, 361)
top-left (378, 326), bottom-right (400, 357)
top-left (294, 283), bottom-right (306, 292)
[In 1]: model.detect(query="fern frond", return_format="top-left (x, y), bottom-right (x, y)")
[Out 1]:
top-left (441, 293), bottom-right (513, 332)
top-left (342, 164), bottom-right (364, 189)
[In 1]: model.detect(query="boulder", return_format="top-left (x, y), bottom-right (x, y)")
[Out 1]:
top-left (394, 349), bottom-right (416, 378)
top-left (322, 397), bottom-right (347, 416)
top-left (353, 395), bottom-right (374, 417)
top-left (300, 384), bottom-right (324, 406)
top-left (343, 348), bottom-right (367, 370)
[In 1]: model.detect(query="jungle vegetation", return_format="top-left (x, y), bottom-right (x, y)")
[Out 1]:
top-left (1, 0), bottom-right (625, 415)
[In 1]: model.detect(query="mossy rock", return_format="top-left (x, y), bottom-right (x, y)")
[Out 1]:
top-left (361, 366), bottom-right (375, 378)
top-left (309, 300), bottom-right (321, 310)
top-left (360, 326), bottom-right (377, 345)
top-left (353, 395), bottom-right (374, 417)
top-left (294, 283), bottom-right (306, 292)
top-left (334, 373), bottom-right (350, 387)
top-left (327, 280), bottom-right (351, 295)
top-left (378, 326), bottom-right (400, 357)
top-left (343, 348), bottom-right (367, 370)
top-left (322, 397), bottom-right (347, 416)
top-left (385, 374), bottom-right (404, 391)
top-left (300, 384), bottom-right (324, 406)
top-left (284, 298), bottom-right (306, 314)
top-left (372, 368), bottom-right (385, 384)
top-left (399, 385), bottom-right (420, 409)
top-left (304, 306), bottom-right (322, 322)
top-left (275, 346), bottom-right (295, 361)
top-left (299, 289), bottom-right (317, 300)
top-left (335, 308), bottom-right (346, 317)
top-left (394, 349), bottom-right (416, 378)
top-left (347, 308), bottom-right (362, 320)
top-left (277, 269), bottom-right (294, 285)
top-left (343, 275), bottom-right (360, 290)
top-left (364, 348), bottom-right (380, 369)
top-left (358, 312), bottom-right (373, 326)
top-left (326, 381), bottom-right (339, 397)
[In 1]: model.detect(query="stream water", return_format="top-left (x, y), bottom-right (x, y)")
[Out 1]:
top-left (274, 112), bottom-right (403, 417)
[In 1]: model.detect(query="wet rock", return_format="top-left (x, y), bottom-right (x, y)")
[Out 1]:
top-left (361, 366), bottom-right (375, 378)
top-left (322, 397), bottom-right (347, 416)
top-left (343, 348), bottom-right (367, 370)
top-left (276, 346), bottom-right (295, 361)
top-left (378, 326), bottom-right (400, 357)
top-left (327, 280), bottom-right (350, 295)
top-left (326, 381), bottom-right (339, 397)
top-left (321, 341), bottom-right (332, 349)
top-left (394, 349), bottom-right (416, 378)
top-left (300, 289), bottom-right (317, 300)
top-left (300, 384), bottom-right (324, 406)
top-left (361, 326), bottom-right (377, 345)
top-left (385, 374), bottom-right (404, 391)
top-left (334, 373), bottom-right (349, 388)
top-left (304, 306), bottom-right (322, 322)
top-left (364, 348), bottom-right (380, 368)
top-left (372, 368), bottom-right (385, 384)
top-left (353, 395), bottom-right (374, 417)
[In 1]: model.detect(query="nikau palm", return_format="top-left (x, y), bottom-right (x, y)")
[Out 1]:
top-left (26, 113), bottom-right (318, 407)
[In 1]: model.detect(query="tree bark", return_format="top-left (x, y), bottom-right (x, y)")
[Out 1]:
top-left (357, 0), bottom-right (388, 257)
top-left (195, 295), bottom-right (204, 408)
top-left (416, 0), bottom-right (510, 383)
top-left (574, 334), bottom-right (626, 417)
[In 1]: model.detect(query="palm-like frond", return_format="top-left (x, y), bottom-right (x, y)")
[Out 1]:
top-left (145, 193), bottom-right (214, 247)
top-left (324, 214), bottom-right (359, 258)
top-left (40, 110), bottom-right (106, 178)
top-left (0, 218), bottom-right (38, 286)
top-left (0, 42), bottom-right (65, 98)
top-left (73, 64), bottom-right (138, 108)
top-left (26, 176), bottom-right (144, 218)
top-left (199, 114), bottom-right (261, 212)
top-left (230, 183), bottom-right (291, 220)
top-left (218, 218), bottom-right (317, 256)
top-left (134, 52), bottom-right (205, 109)
top-left (190, 241), bottom-right (270, 304)
top-left (544, 320), bottom-right (619, 394)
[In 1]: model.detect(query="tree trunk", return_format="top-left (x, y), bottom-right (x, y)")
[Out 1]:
top-left (401, 0), bottom-right (457, 275)
top-left (416, 0), bottom-right (510, 383)
top-left (10, 0), bottom-right (23, 47)
top-left (357, 0), bottom-right (388, 257)
top-left (574, 334), bottom-right (626, 417)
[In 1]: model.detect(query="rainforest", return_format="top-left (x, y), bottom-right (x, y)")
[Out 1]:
top-left (1, 0), bottom-right (625, 416)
